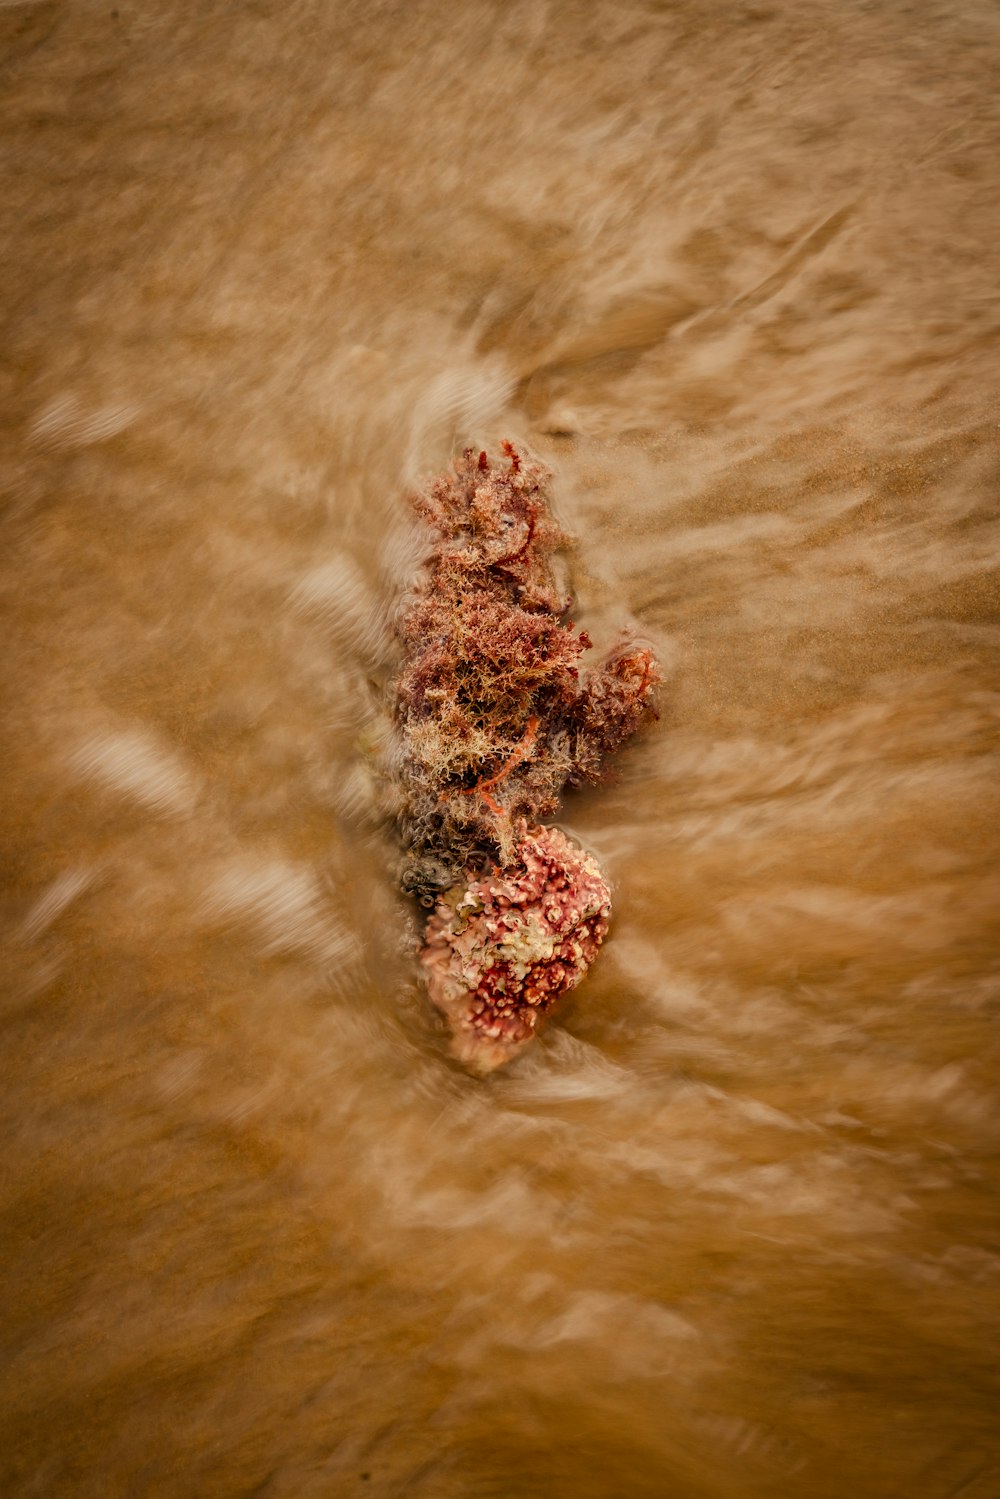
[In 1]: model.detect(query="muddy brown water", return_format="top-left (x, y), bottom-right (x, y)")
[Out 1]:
top-left (2, 2), bottom-right (999, 1496)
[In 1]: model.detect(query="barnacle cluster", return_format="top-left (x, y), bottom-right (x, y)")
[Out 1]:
top-left (390, 442), bottom-right (659, 1071)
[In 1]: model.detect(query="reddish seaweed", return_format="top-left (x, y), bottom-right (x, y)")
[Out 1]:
top-left (389, 443), bottom-right (660, 1069)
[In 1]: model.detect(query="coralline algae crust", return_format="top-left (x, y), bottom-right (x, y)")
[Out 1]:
top-left (421, 824), bottom-right (612, 1072)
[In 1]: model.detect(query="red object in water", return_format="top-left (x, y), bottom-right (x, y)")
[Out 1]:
top-left (390, 442), bottom-right (659, 1070)
top-left (420, 825), bottom-right (612, 1073)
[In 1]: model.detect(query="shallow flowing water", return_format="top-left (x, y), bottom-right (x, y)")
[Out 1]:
top-left (2, 2), bottom-right (999, 1495)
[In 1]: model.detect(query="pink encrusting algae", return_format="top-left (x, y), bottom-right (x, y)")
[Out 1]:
top-left (390, 443), bottom-right (659, 1071)
top-left (421, 826), bottom-right (612, 1072)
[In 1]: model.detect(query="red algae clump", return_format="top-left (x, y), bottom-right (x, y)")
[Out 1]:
top-left (422, 825), bottom-right (612, 1072)
top-left (389, 442), bottom-right (659, 1072)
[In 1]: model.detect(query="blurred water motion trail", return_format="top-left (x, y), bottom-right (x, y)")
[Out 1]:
top-left (1, 1), bottom-right (999, 1495)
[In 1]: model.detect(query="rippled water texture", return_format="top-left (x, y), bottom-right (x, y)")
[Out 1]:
top-left (2, 2), bottom-right (999, 1495)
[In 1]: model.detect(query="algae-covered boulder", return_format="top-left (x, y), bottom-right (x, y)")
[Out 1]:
top-left (389, 443), bottom-right (659, 1069)
top-left (420, 825), bottom-right (612, 1073)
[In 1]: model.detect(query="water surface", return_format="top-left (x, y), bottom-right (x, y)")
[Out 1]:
top-left (2, 2), bottom-right (999, 1495)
